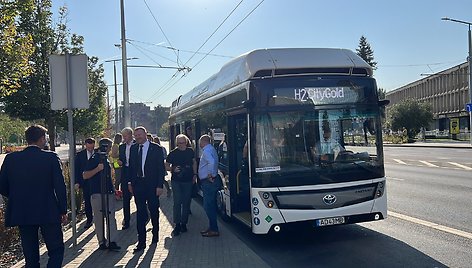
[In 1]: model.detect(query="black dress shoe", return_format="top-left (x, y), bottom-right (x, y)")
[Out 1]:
top-left (180, 224), bottom-right (187, 233)
top-left (122, 224), bottom-right (129, 230)
top-left (98, 243), bottom-right (108, 250)
top-left (171, 225), bottom-right (181, 236)
top-left (84, 221), bottom-right (93, 230)
top-left (108, 242), bottom-right (121, 250)
top-left (133, 243), bottom-right (146, 253)
top-left (151, 236), bottom-right (158, 244)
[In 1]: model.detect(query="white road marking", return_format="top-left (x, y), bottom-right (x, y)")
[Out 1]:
top-left (388, 211), bottom-right (472, 240)
top-left (388, 177), bottom-right (404, 181)
top-left (393, 159), bottom-right (407, 165)
top-left (419, 160), bottom-right (439, 168)
top-left (447, 162), bottom-right (472, 170)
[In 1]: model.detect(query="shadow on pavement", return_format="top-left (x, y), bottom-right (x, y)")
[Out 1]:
top-left (230, 221), bottom-right (448, 268)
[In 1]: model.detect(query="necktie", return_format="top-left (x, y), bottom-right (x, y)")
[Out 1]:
top-left (137, 144), bottom-right (144, 177)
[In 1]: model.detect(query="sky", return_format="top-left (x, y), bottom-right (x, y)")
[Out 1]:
top-left (53, 0), bottom-right (472, 109)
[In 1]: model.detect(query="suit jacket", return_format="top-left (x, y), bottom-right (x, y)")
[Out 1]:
top-left (75, 149), bottom-right (90, 189)
top-left (128, 142), bottom-right (165, 189)
top-left (119, 140), bottom-right (135, 184)
top-left (0, 146), bottom-right (67, 227)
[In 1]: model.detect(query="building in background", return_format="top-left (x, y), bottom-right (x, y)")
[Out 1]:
top-left (118, 103), bottom-right (169, 136)
top-left (386, 62), bottom-right (470, 137)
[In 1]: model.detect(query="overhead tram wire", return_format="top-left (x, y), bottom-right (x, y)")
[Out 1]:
top-left (127, 40), bottom-right (180, 65)
top-left (127, 39), bottom-right (234, 59)
top-left (183, 0), bottom-right (244, 66)
top-left (149, 0), bottom-right (265, 102)
top-left (143, 0), bottom-right (182, 67)
top-left (142, 0), bottom-right (245, 103)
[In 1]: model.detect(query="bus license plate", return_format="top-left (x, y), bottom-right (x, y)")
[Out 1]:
top-left (316, 216), bottom-right (345, 227)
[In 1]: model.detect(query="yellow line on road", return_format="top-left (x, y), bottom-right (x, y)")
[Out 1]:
top-left (447, 162), bottom-right (472, 170)
top-left (419, 160), bottom-right (439, 167)
top-left (393, 159), bottom-right (407, 165)
top-left (388, 211), bottom-right (472, 240)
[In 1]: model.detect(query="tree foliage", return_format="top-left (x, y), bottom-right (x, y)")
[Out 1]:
top-left (0, 1), bottom-right (34, 97)
top-left (386, 99), bottom-right (433, 139)
top-left (2, 3), bottom-right (107, 148)
top-left (0, 113), bottom-right (29, 144)
top-left (356, 35), bottom-right (377, 70)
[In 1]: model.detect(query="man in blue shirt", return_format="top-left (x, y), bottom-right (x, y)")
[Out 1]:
top-left (198, 134), bottom-right (220, 237)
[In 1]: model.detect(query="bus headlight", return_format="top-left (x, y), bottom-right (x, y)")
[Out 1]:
top-left (267, 201), bottom-right (274, 208)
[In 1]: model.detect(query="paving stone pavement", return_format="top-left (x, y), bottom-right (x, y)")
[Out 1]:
top-left (11, 185), bottom-right (269, 267)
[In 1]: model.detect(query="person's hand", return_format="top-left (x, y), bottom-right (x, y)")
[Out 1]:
top-left (96, 163), bottom-right (104, 171)
top-left (117, 160), bottom-right (123, 166)
top-left (192, 175), bottom-right (197, 184)
top-left (156, 187), bottom-right (163, 196)
top-left (74, 183), bottom-right (80, 191)
top-left (208, 175), bottom-right (214, 183)
top-left (174, 166), bottom-right (181, 173)
top-left (61, 214), bottom-right (68, 224)
top-left (128, 184), bottom-right (133, 195)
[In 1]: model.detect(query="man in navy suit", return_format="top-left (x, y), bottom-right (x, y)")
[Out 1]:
top-left (117, 127), bottom-right (134, 230)
top-left (74, 138), bottom-right (95, 229)
top-left (128, 126), bottom-right (165, 253)
top-left (0, 125), bottom-right (67, 268)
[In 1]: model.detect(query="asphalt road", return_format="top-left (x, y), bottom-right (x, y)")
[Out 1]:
top-left (218, 147), bottom-right (472, 268)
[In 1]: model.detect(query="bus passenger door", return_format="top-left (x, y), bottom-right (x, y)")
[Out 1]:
top-left (228, 114), bottom-right (250, 216)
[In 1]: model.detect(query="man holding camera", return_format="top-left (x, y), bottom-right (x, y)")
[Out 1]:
top-left (83, 138), bottom-right (121, 251)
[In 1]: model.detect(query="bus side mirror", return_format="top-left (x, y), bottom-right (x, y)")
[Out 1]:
top-left (378, 99), bottom-right (390, 107)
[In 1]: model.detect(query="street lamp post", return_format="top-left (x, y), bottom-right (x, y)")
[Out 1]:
top-left (104, 57), bottom-right (138, 133)
top-left (442, 17), bottom-right (472, 145)
top-left (120, 0), bottom-right (131, 127)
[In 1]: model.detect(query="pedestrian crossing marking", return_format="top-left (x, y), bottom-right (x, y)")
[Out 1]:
top-left (419, 161), bottom-right (439, 168)
top-left (447, 162), bottom-right (472, 170)
top-left (393, 159), bottom-right (407, 165)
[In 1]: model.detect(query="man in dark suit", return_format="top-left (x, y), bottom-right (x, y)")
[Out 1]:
top-left (74, 138), bottom-right (95, 229)
top-left (0, 125), bottom-right (67, 267)
top-left (117, 127), bottom-right (134, 230)
top-left (128, 126), bottom-right (165, 253)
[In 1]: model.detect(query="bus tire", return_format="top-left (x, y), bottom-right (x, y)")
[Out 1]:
top-left (217, 190), bottom-right (231, 222)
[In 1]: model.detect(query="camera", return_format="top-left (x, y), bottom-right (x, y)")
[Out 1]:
top-left (99, 143), bottom-right (109, 153)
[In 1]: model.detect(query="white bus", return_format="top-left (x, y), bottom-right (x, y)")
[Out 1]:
top-left (169, 48), bottom-right (388, 234)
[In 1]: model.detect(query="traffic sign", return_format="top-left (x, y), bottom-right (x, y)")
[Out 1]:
top-left (466, 103), bottom-right (472, 112)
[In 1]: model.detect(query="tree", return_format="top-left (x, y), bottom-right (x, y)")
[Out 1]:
top-left (0, 1), bottom-right (34, 97)
top-left (0, 112), bottom-right (29, 144)
top-left (2, 3), bottom-right (107, 149)
top-left (356, 35), bottom-right (377, 70)
top-left (386, 99), bottom-right (433, 140)
top-left (378, 87), bottom-right (386, 100)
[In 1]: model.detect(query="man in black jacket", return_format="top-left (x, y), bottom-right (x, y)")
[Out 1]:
top-left (128, 126), bottom-right (165, 253)
top-left (0, 125), bottom-right (67, 267)
top-left (117, 127), bottom-right (134, 229)
top-left (74, 138), bottom-right (95, 229)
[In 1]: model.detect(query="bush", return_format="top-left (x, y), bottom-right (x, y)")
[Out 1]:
top-left (0, 202), bottom-right (20, 254)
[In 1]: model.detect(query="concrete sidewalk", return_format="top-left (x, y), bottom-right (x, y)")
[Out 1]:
top-left (12, 186), bottom-right (269, 267)
top-left (383, 140), bottom-right (472, 149)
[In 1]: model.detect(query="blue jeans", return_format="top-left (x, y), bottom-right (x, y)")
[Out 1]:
top-left (201, 179), bottom-right (219, 232)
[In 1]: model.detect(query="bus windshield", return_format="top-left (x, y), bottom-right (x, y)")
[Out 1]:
top-left (253, 107), bottom-right (384, 187)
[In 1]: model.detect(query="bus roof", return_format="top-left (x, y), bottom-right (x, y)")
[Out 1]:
top-left (171, 48), bottom-right (372, 114)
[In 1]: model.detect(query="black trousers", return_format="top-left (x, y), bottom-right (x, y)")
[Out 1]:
top-left (121, 166), bottom-right (131, 225)
top-left (83, 184), bottom-right (93, 223)
top-left (19, 223), bottom-right (64, 268)
top-left (134, 180), bottom-right (160, 245)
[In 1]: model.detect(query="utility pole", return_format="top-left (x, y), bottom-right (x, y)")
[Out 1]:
top-left (120, 0), bottom-right (131, 127)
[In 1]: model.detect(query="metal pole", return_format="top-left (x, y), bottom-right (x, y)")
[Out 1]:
top-left (468, 26), bottom-right (472, 145)
top-left (65, 53), bottom-right (77, 247)
top-left (120, 0), bottom-right (131, 127)
top-left (114, 61), bottom-right (119, 133)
